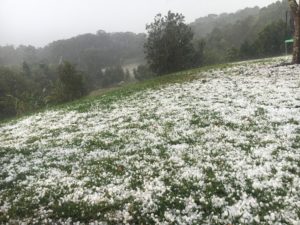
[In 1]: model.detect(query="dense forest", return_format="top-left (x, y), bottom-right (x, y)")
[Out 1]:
top-left (0, 0), bottom-right (293, 120)
top-left (191, 0), bottom-right (292, 63)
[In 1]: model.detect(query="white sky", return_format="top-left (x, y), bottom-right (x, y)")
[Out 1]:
top-left (0, 0), bottom-right (280, 47)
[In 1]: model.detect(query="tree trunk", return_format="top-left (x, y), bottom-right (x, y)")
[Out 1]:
top-left (289, 0), bottom-right (300, 63)
top-left (292, 12), bottom-right (300, 63)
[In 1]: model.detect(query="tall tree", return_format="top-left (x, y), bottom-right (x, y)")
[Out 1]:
top-left (56, 61), bottom-right (85, 102)
top-left (288, 0), bottom-right (300, 63)
top-left (22, 61), bottom-right (31, 77)
top-left (144, 11), bottom-right (195, 75)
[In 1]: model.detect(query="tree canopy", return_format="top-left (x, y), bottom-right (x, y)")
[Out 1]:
top-left (144, 11), bottom-right (195, 75)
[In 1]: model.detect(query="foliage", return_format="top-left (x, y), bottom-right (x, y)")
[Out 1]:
top-left (254, 20), bottom-right (289, 56)
top-left (0, 31), bottom-right (146, 74)
top-left (50, 62), bottom-right (86, 103)
top-left (192, 39), bottom-right (206, 66)
top-left (190, 7), bottom-right (260, 38)
top-left (0, 67), bottom-right (33, 119)
top-left (192, 0), bottom-right (291, 63)
top-left (145, 11), bottom-right (195, 75)
top-left (133, 65), bottom-right (156, 81)
top-left (240, 20), bottom-right (289, 59)
top-left (0, 61), bottom-right (88, 120)
top-left (226, 47), bottom-right (240, 61)
top-left (102, 66), bottom-right (126, 87)
top-left (239, 41), bottom-right (256, 59)
top-left (22, 61), bottom-right (31, 77)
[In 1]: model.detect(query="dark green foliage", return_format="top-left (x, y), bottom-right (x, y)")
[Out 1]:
top-left (145, 11), bottom-right (195, 75)
top-left (133, 65), bottom-right (156, 81)
top-left (87, 69), bottom-right (104, 90)
top-left (0, 61), bottom-right (132, 120)
top-left (226, 47), bottom-right (240, 61)
top-left (191, 39), bottom-right (206, 66)
top-left (192, 0), bottom-right (292, 63)
top-left (239, 41), bottom-right (256, 59)
top-left (22, 61), bottom-right (31, 77)
top-left (254, 20), bottom-right (288, 56)
top-left (42, 31), bottom-right (146, 73)
top-left (239, 20), bottom-right (289, 59)
top-left (102, 66), bottom-right (125, 87)
top-left (0, 67), bottom-right (34, 119)
top-left (190, 7), bottom-right (261, 38)
top-left (0, 61), bottom-right (89, 120)
top-left (0, 32), bottom-right (145, 69)
top-left (49, 62), bottom-right (86, 103)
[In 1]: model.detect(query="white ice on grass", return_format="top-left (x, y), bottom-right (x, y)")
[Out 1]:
top-left (0, 57), bottom-right (299, 224)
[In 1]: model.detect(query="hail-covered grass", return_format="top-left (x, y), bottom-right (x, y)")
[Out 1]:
top-left (0, 57), bottom-right (299, 224)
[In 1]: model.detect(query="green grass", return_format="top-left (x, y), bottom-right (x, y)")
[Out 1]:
top-left (1, 56), bottom-right (298, 224)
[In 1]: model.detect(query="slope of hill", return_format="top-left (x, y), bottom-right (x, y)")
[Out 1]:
top-left (0, 57), bottom-right (299, 224)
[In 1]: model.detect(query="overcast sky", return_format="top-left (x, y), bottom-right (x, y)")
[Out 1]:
top-left (0, 0), bottom-right (280, 47)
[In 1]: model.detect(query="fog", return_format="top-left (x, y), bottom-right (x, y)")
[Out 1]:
top-left (0, 0), bottom-right (279, 47)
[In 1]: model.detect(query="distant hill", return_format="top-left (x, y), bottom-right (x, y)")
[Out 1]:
top-left (40, 31), bottom-right (146, 69)
top-left (189, 0), bottom-right (291, 63)
top-left (191, 0), bottom-right (290, 47)
top-left (190, 7), bottom-right (260, 38)
top-left (0, 0), bottom-right (291, 68)
top-left (0, 31), bottom-right (146, 72)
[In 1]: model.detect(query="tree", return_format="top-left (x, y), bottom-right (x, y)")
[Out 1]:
top-left (288, 0), bottom-right (300, 63)
top-left (192, 39), bottom-right (206, 66)
top-left (133, 65), bottom-right (155, 81)
top-left (226, 47), bottom-right (239, 61)
top-left (144, 11), bottom-right (195, 75)
top-left (102, 66), bottom-right (125, 87)
top-left (254, 20), bottom-right (287, 56)
top-left (53, 61), bottom-right (85, 102)
top-left (0, 67), bottom-right (32, 119)
top-left (22, 61), bottom-right (31, 77)
top-left (239, 41), bottom-right (256, 59)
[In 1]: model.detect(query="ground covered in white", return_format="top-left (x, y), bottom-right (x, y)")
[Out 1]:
top-left (0, 58), bottom-right (299, 224)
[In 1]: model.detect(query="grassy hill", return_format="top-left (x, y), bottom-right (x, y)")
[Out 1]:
top-left (0, 57), bottom-right (299, 224)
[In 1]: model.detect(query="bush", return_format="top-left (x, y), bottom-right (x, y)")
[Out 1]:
top-left (133, 65), bottom-right (156, 81)
top-left (48, 61), bottom-right (86, 103)
top-left (0, 67), bottom-right (38, 119)
top-left (102, 66), bottom-right (125, 87)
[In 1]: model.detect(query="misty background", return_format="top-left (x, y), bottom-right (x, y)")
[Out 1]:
top-left (1, 0), bottom-right (278, 47)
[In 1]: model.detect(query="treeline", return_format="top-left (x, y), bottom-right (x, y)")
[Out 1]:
top-left (208, 19), bottom-right (291, 62)
top-left (192, 0), bottom-right (292, 63)
top-left (0, 31), bottom-right (144, 120)
top-left (0, 62), bottom-right (130, 120)
top-left (0, 31), bottom-right (145, 74)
